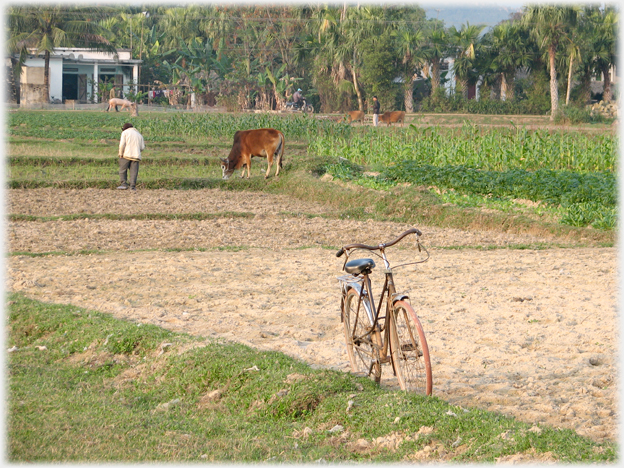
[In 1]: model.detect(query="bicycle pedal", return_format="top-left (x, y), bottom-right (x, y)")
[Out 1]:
top-left (379, 356), bottom-right (392, 364)
top-left (401, 344), bottom-right (416, 352)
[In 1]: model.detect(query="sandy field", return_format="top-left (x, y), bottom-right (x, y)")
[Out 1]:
top-left (7, 188), bottom-right (618, 443)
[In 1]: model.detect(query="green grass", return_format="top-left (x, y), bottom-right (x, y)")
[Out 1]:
top-left (8, 293), bottom-right (616, 463)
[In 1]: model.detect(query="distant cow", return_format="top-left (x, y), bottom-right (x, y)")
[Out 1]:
top-left (220, 128), bottom-right (285, 179)
top-left (379, 111), bottom-right (405, 126)
top-left (346, 110), bottom-right (365, 124)
top-left (106, 98), bottom-right (138, 116)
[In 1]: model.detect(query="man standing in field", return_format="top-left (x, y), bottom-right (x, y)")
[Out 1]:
top-left (117, 123), bottom-right (145, 191)
top-left (372, 96), bottom-right (380, 127)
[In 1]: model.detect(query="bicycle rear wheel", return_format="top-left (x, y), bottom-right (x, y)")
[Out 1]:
top-left (389, 300), bottom-right (432, 395)
top-left (343, 288), bottom-right (381, 383)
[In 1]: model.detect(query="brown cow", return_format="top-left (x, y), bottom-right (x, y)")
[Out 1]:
top-left (379, 111), bottom-right (405, 126)
top-left (346, 110), bottom-right (365, 124)
top-left (106, 98), bottom-right (138, 116)
top-left (220, 128), bottom-right (285, 180)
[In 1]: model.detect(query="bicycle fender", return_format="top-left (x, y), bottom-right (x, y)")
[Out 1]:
top-left (345, 282), bottom-right (365, 296)
top-left (345, 283), bottom-right (375, 325)
top-left (392, 293), bottom-right (409, 304)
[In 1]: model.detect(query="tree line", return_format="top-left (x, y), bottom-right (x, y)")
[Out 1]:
top-left (7, 4), bottom-right (618, 119)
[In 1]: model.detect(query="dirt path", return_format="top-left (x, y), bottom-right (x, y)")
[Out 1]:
top-left (7, 188), bottom-right (618, 443)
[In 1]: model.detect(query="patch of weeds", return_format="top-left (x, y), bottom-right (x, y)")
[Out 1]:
top-left (339, 207), bottom-right (370, 221)
top-left (9, 250), bottom-right (105, 257)
top-left (560, 202), bottom-right (617, 230)
top-left (215, 246), bottom-right (248, 252)
top-left (278, 211), bottom-right (323, 219)
top-left (324, 158), bottom-right (364, 181)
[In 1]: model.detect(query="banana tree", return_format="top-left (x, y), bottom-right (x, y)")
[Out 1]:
top-left (160, 58), bottom-right (185, 105)
top-left (255, 70), bottom-right (272, 110)
top-left (266, 63), bottom-right (289, 110)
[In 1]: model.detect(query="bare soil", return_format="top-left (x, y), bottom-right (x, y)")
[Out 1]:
top-left (7, 188), bottom-right (618, 443)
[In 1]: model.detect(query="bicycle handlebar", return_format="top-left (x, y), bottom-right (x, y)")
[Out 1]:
top-left (336, 228), bottom-right (422, 257)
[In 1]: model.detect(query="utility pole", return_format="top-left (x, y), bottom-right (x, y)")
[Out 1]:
top-left (138, 11), bottom-right (149, 90)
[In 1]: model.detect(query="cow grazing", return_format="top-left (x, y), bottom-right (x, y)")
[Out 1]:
top-left (220, 128), bottom-right (285, 180)
top-left (379, 111), bottom-right (405, 126)
top-left (346, 110), bottom-right (365, 124)
top-left (106, 98), bottom-right (138, 116)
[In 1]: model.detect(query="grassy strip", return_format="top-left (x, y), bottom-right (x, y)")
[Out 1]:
top-left (9, 212), bottom-right (254, 222)
top-left (8, 178), bottom-right (226, 190)
top-left (8, 156), bottom-right (220, 166)
top-left (8, 293), bottom-right (616, 463)
top-left (433, 241), bottom-right (615, 250)
top-left (12, 240), bottom-right (603, 259)
top-left (6, 169), bottom-right (615, 245)
top-left (8, 246), bottom-right (251, 257)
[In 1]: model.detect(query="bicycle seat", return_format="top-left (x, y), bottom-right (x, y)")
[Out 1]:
top-left (344, 258), bottom-right (375, 275)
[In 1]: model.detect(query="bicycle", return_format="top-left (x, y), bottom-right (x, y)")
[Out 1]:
top-left (336, 228), bottom-right (432, 395)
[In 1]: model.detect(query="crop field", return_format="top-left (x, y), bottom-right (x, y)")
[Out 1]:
top-left (6, 109), bottom-right (618, 462)
top-left (8, 110), bottom-right (617, 231)
top-left (317, 124), bottom-right (617, 231)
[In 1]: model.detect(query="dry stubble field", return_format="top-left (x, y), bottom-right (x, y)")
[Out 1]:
top-left (7, 187), bottom-right (618, 443)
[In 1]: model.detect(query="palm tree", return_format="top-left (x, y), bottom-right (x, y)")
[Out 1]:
top-left (521, 5), bottom-right (577, 119)
top-left (449, 22), bottom-right (485, 98)
top-left (490, 22), bottom-right (531, 101)
top-left (591, 6), bottom-right (617, 102)
top-left (423, 29), bottom-right (450, 95)
top-left (395, 27), bottom-right (425, 112)
top-left (8, 5), bottom-right (117, 103)
top-left (572, 6), bottom-right (603, 105)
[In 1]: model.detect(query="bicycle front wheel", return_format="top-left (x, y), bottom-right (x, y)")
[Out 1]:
top-left (389, 300), bottom-right (432, 395)
top-left (343, 288), bottom-right (382, 383)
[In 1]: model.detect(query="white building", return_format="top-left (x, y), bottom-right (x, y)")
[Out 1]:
top-left (16, 47), bottom-right (141, 104)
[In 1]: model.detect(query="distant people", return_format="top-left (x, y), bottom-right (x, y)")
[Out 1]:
top-left (293, 88), bottom-right (303, 108)
top-left (109, 87), bottom-right (116, 100)
top-left (117, 123), bottom-right (145, 191)
top-left (372, 96), bottom-right (380, 127)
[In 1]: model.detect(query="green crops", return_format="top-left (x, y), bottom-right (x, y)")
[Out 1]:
top-left (8, 111), bottom-right (352, 142)
top-left (310, 123), bottom-right (616, 173)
